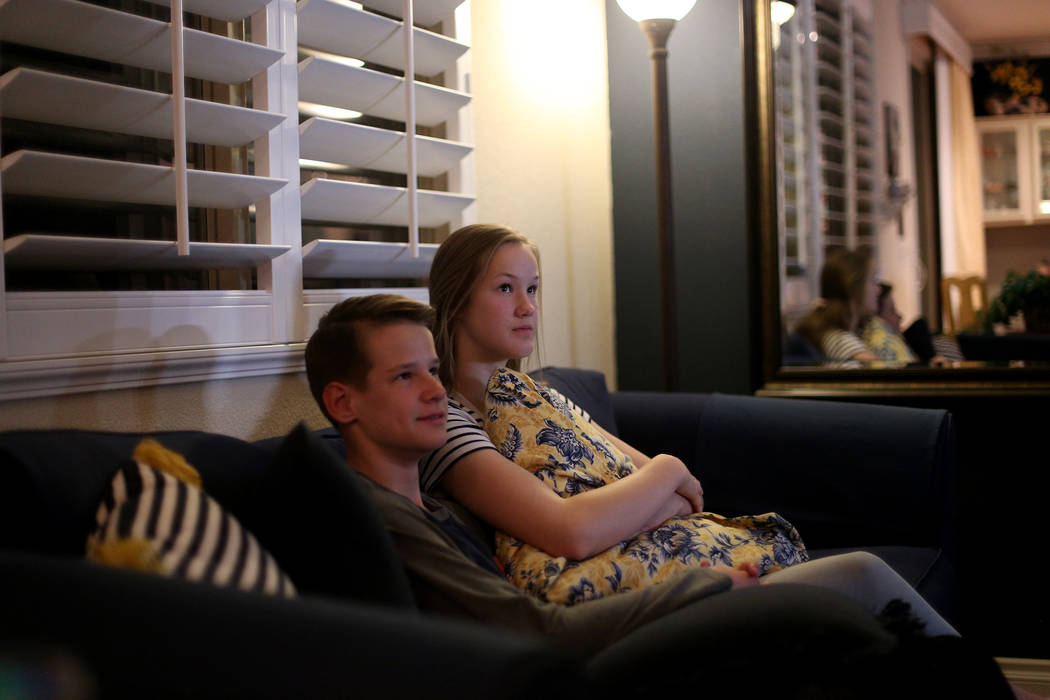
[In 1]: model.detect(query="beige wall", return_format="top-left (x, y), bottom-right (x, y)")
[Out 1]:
top-left (0, 373), bottom-right (327, 441)
top-left (985, 223), bottom-right (1050, 297)
top-left (0, 0), bottom-right (618, 438)
top-left (873, 0), bottom-right (925, 326)
top-left (470, 0), bottom-right (616, 384)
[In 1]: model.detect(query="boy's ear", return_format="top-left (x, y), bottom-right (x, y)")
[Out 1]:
top-left (322, 381), bottom-right (358, 425)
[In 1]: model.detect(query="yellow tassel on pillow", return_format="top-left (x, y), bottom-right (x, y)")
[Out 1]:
top-left (132, 438), bottom-right (202, 489)
top-left (88, 537), bottom-right (168, 574)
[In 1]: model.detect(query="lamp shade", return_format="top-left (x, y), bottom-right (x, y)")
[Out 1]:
top-left (616, 0), bottom-right (697, 22)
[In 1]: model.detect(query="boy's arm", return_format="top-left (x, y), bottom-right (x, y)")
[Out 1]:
top-left (369, 485), bottom-right (731, 656)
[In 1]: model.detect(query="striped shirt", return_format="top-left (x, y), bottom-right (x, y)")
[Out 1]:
top-left (820, 328), bottom-right (870, 361)
top-left (418, 387), bottom-right (590, 495)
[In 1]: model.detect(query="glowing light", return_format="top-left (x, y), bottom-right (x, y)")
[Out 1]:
top-left (298, 102), bottom-right (362, 120)
top-left (1040, 201), bottom-right (1050, 214)
top-left (616, 0), bottom-right (697, 22)
top-left (299, 158), bottom-right (349, 172)
top-left (300, 47), bottom-right (364, 68)
top-left (771, 1), bottom-right (795, 25)
top-left (809, 31), bottom-right (819, 41)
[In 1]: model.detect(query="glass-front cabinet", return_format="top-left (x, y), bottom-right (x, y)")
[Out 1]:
top-left (1036, 117), bottom-right (1050, 217)
top-left (978, 115), bottom-right (1050, 225)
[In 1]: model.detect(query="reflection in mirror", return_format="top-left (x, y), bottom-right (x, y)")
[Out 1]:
top-left (772, 0), bottom-right (891, 368)
top-left (763, 0), bottom-right (1050, 373)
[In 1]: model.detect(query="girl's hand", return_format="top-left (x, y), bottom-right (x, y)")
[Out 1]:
top-left (671, 494), bottom-right (693, 518)
top-left (676, 472), bottom-right (704, 514)
top-left (650, 454), bottom-right (705, 513)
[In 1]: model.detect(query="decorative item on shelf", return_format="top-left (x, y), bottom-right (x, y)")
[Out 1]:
top-left (973, 57), bottom-right (1048, 116)
top-left (615, 0), bottom-right (698, 391)
top-left (982, 269), bottom-right (1050, 334)
top-left (880, 102), bottom-right (912, 232)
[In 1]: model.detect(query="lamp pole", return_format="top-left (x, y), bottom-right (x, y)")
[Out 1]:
top-left (617, 1), bottom-right (695, 392)
top-left (640, 18), bottom-right (678, 392)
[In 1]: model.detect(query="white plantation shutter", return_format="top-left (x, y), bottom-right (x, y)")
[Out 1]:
top-left (0, 0), bottom-right (292, 361)
top-left (0, 0), bottom-right (475, 398)
top-left (295, 0), bottom-right (474, 311)
top-left (774, 0), bottom-right (876, 307)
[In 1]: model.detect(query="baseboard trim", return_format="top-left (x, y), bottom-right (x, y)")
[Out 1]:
top-left (999, 657), bottom-right (1050, 694)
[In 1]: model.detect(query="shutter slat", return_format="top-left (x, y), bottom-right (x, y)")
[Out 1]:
top-left (299, 178), bottom-right (473, 227)
top-left (301, 239), bottom-right (436, 279)
top-left (298, 118), bottom-right (470, 177)
top-left (139, 0), bottom-right (273, 22)
top-left (0, 0), bottom-right (282, 85)
top-left (2, 151), bottom-right (287, 210)
top-left (4, 235), bottom-right (290, 271)
top-left (297, 57), bottom-right (470, 127)
top-left (297, 0), bottom-right (468, 77)
top-left (361, 0), bottom-right (464, 27)
top-left (0, 69), bottom-right (284, 147)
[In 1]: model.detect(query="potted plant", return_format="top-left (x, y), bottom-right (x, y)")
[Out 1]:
top-left (982, 270), bottom-right (1050, 333)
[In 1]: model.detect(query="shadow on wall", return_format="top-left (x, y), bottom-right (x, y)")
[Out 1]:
top-left (8, 326), bottom-right (328, 439)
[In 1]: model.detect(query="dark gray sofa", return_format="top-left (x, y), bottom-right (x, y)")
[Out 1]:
top-left (1, 367), bottom-right (1010, 698)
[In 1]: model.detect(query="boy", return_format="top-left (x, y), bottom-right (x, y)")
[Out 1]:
top-left (303, 294), bottom-right (752, 654)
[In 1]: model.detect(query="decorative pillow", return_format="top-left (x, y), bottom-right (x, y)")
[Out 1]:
top-left (86, 440), bottom-right (295, 598)
top-left (484, 367), bottom-right (809, 605)
top-left (221, 423), bottom-right (417, 608)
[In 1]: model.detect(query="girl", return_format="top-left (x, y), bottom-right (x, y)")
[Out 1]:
top-left (795, 246), bottom-right (881, 363)
top-left (421, 224), bottom-right (955, 635)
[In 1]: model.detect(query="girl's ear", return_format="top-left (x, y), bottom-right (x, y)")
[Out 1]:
top-left (322, 381), bottom-right (358, 425)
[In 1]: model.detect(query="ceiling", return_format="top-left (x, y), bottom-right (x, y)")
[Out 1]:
top-left (933, 0), bottom-right (1050, 45)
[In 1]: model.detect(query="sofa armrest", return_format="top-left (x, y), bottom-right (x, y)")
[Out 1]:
top-left (0, 550), bottom-right (579, 700)
top-left (610, 391), bottom-right (955, 555)
top-left (694, 395), bottom-right (955, 554)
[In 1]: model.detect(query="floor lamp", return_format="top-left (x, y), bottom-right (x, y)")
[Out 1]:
top-left (616, 0), bottom-right (697, 392)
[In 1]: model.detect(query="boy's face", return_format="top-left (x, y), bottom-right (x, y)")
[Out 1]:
top-left (878, 295), bottom-right (902, 333)
top-left (347, 322), bottom-right (448, 460)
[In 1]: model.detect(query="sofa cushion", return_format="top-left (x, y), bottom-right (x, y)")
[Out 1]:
top-left (87, 458), bottom-right (295, 597)
top-left (218, 423), bottom-right (417, 608)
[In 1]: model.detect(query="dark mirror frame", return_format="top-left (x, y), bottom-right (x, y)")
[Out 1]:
top-left (743, 0), bottom-right (1050, 397)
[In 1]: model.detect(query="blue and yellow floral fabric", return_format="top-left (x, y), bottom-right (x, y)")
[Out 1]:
top-left (484, 368), bottom-right (808, 605)
top-left (860, 317), bottom-right (917, 363)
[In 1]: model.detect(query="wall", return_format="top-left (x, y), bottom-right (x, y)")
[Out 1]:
top-left (985, 223), bottom-right (1050, 296)
top-left (0, 373), bottom-right (327, 441)
top-left (873, 0), bottom-right (925, 327)
top-left (0, 0), bottom-right (618, 438)
top-left (606, 0), bottom-right (754, 393)
top-left (469, 0), bottom-right (617, 384)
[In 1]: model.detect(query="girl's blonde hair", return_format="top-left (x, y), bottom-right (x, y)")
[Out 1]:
top-left (428, 223), bottom-right (541, 388)
top-left (795, 245), bottom-right (873, 350)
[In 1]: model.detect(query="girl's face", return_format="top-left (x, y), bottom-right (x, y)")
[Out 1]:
top-left (454, 242), bottom-right (539, 366)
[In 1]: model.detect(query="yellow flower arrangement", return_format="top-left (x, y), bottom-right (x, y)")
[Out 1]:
top-left (989, 60), bottom-right (1044, 99)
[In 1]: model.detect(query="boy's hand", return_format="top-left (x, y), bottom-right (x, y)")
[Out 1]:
top-left (723, 562), bottom-right (760, 589)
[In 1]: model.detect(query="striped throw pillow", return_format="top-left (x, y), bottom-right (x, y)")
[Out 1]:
top-left (87, 459), bottom-right (295, 598)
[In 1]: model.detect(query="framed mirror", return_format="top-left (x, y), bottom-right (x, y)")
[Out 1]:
top-left (745, 0), bottom-right (1050, 396)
